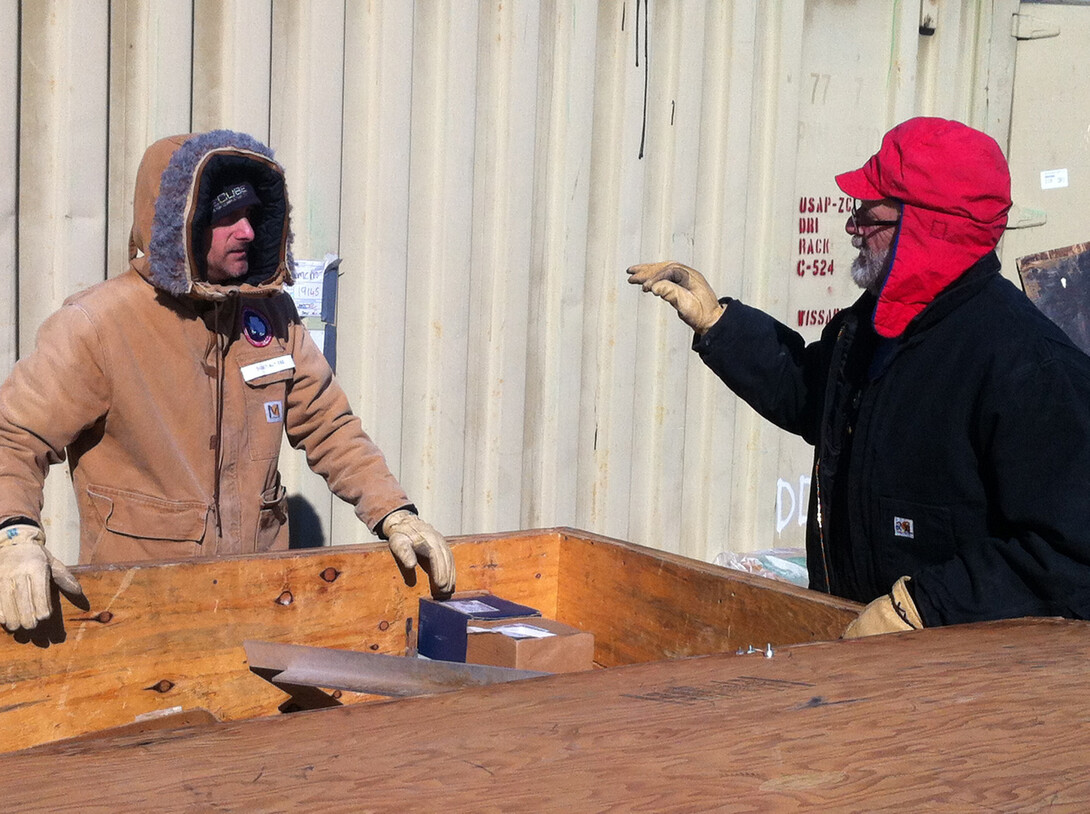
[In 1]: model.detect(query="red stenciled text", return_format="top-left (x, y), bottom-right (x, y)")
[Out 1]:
top-left (797, 308), bottom-right (840, 327)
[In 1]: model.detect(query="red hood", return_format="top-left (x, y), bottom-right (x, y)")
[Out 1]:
top-left (835, 117), bottom-right (1012, 338)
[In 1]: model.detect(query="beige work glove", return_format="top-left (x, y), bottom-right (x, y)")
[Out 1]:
top-left (0, 524), bottom-right (85, 632)
top-left (842, 576), bottom-right (923, 639)
top-left (627, 261), bottom-right (726, 335)
top-left (382, 510), bottom-right (456, 594)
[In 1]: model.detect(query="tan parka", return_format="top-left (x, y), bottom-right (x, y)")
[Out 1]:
top-left (0, 131), bottom-right (411, 563)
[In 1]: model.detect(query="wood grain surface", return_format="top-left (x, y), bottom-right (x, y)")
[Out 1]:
top-left (555, 530), bottom-right (858, 665)
top-left (0, 529), bottom-right (562, 750)
top-left (3, 618), bottom-right (1085, 812)
top-left (0, 528), bottom-right (857, 752)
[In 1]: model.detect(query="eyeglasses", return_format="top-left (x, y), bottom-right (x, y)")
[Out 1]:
top-left (849, 200), bottom-right (900, 230)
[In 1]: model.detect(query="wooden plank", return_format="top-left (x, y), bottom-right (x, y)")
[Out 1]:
top-left (61, 708), bottom-right (220, 745)
top-left (555, 529), bottom-right (858, 665)
top-left (0, 529), bottom-right (562, 751)
top-left (4, 619), bottom-right (1088, 811)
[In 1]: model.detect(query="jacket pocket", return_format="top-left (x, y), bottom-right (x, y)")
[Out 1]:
top-left (86, 485), bottom-right (208, 563)
top-left (878, 496), bottom-right (956, 568)
top-left (256, 481), bottom-right (289, 552)
top-left (242, 366), bottom-right (292, 461)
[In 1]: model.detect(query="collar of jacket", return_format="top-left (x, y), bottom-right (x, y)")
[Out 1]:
top-left (897, 251), bottom-right (1002, 341)
top-left (838, 252), bottom-right (1001, 382)
top-left (127, 130), bottom-right (295, 303)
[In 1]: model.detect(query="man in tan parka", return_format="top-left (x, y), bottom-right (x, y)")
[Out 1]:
top-left (0, 130), bottom-right (454, 631)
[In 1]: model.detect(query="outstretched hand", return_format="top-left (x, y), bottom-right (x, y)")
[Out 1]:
top-left (382, 510), bottom-right (456, 596)
top-left (627, 261), bottom-right (725, 335)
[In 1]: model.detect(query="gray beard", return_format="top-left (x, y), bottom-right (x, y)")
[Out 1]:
top-left (851, 247), bottom-right (890, 294)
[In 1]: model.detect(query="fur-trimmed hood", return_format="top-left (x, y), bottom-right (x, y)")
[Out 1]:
top-left (128, 130), bottom-right (294, 301)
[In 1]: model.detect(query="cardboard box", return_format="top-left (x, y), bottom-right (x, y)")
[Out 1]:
top-left (417, 591), bottom-right (540, 662)
top-left (465, 616), bottom-right (595, 673)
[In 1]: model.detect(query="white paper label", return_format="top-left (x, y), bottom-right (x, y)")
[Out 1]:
top-left (445, 599), bottom-right (499, 614)
top-left (240, 355), bottom-right (295, 382)
top-left (467, 624), bottom-right (556, 640)
top-left (1041, 168), bottom-right (1069, 190)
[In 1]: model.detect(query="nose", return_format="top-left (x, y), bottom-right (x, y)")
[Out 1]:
top-left (235, 217), bottom-right (255, 241)
top-left (845, 213), bottom-right (859, 235)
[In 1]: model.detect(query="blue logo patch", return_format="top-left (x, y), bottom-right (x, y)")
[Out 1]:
top-left (242, 308), bottom-right (272, 347)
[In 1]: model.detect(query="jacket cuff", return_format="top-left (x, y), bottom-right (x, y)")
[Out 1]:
top-left (901, 572), bottom-right (938, 627)
top-left (0, 516), bottom-right (38, 530)
top-left (374, 504), bottom-right (418, 539)
top-left (691, 297), bottom-right (734, 352)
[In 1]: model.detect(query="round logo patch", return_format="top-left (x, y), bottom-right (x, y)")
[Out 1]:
top-left (242, 308), bottom-right (272, 347)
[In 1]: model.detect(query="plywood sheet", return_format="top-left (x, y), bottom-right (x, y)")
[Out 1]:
top-left (4, 618), bottom-right (1086, 812)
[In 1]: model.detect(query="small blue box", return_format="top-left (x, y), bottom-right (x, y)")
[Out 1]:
top-left (418, 592), bottom-right (541, 662)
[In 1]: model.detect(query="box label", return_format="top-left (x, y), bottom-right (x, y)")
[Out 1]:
top-left (445, 599), bottom-right (501, 614)
top-left (469, 624), bottom-right (557, 640)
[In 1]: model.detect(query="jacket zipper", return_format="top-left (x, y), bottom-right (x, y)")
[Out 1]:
top-left (815, 323), bottom-right (850, 593)
top-left (813, 458), bottom-right (831, 591)
top-left (211, 297), bottom-right (235, 540)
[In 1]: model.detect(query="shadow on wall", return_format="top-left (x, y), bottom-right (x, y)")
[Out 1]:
top-left (288, 495), bottom-right (325, 549)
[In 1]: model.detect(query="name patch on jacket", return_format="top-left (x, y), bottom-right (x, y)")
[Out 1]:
top-left (241, 355), bottom-right (295, 382)
top-left (894, 517), bottom-right (915, 539)
top-left (243, 307), bottom-right (273, 347)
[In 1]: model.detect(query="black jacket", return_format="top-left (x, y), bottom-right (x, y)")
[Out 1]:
top-left (695, 253), bottom-right (1090, 625)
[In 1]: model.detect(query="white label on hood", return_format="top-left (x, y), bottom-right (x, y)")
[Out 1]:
top-left (240, 355), bottom-right (295, 382)
top-left (1041, 169), bottom-right (1068, 190)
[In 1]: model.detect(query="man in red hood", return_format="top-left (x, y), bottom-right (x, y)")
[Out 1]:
top-left (629, 117), bottom-right (1090, 636)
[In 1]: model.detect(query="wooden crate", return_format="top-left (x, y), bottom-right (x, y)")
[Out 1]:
top-left (0, 527), bottom-right (858, 752)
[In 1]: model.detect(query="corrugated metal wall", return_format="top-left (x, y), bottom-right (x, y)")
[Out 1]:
top-left (1, 0), bottom-right (1020, 566)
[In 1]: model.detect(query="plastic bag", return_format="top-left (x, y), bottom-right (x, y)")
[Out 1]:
top-left (714, 548), bottom-right (808, 587)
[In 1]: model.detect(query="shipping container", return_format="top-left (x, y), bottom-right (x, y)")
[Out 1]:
top-left (2, 0), bottom-right (1085, 570)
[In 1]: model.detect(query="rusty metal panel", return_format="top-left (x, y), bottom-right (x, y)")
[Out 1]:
top-left (522, 0), bottom-right (598, 533)
top-left (107, 0), bottom-right (194, 281)
top-left (1002, 2), bottom-right (1090, 273)
top-left (18, 0), bottom-right (111, 565)
top-left (192, 0), bottom-right (273, 137)
top-left (462, 1), bottom-right (541, 534)
top-left (0, 0), bottom-right (17, 376)
top-left (336, 0), bottom-right (415, 539)
top-left (399, 0), bottom-right (479, 537)
top-left (269, 0), bottom-right (347, 545)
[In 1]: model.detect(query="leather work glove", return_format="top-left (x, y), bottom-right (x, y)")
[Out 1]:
top-left (627, 261), bottom-right (726, 335)
top-left (381, 510), bottom-right (456, 595)
top-left (842, 576), bottom-right (923, 639)
top-left (0, 524), bottom-right (85, 632)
